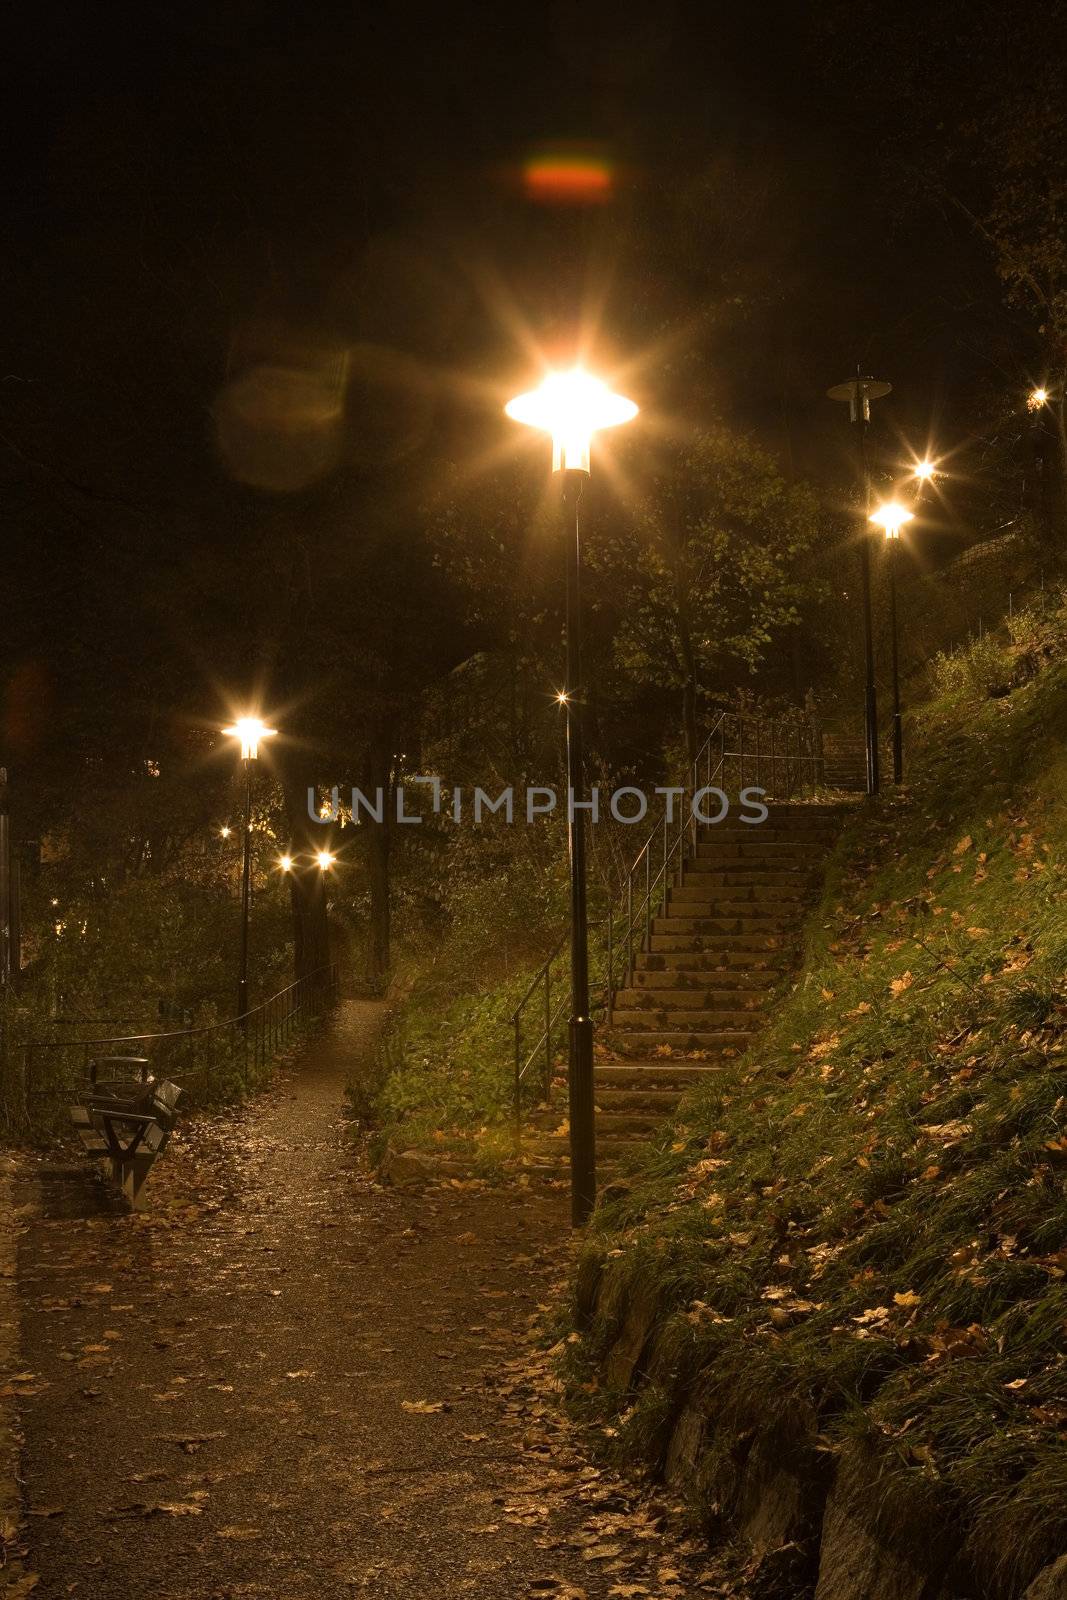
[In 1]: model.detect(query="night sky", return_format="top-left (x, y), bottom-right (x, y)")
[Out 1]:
top-left (3, 0), bottom-right (1060, 786)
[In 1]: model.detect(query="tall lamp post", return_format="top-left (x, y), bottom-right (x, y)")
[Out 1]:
top-left (869, 501), bottom-right (914, 784)
top-left (223, 716), bottom-right (277, 1022)
top-left (828, 372), bottom-right (892, 795)
top-left (505, 368), bottom-right (637, 1226)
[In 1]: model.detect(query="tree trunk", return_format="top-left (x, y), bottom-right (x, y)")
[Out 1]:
top-left (681, 673), bottom-right (698, 773)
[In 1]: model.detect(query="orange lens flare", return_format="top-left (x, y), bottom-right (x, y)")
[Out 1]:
top-left (523, 155), bottom-right (613, 206)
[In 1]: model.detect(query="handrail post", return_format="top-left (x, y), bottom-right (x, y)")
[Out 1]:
top-left (513, 1017), bottom-right (522, 1150)
top-left (661, 815), bottom-right (669, 914)
top-left (644, 845), bottom-right (651, 949)
top-left (606, 905), bottom-right (614, 1025)
top-left (544, 966), bottom-right (552, 1100)
top-left (625, 871), bottom-right (634, 986)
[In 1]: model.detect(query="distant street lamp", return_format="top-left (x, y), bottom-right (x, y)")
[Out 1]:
top-left (279, 853), bottom-right (293, 873)
top-left (316, 849), bottom-right (335, 871)
top-left (1029, 387), bottom-right (1049, 411)
top-left (222, 716), bottom-right (277, 1022)
top-left (870, 502), bottom-right (914, 784)
top-left (828, 372), bottom-right (892, 795)
top-left (913, 459), bottom-right (937, 482)
top-left (506, 366), bottom-right (637, 1227)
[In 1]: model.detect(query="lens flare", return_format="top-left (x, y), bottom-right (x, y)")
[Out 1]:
top-left (523, 152), bottom-right (613, 206)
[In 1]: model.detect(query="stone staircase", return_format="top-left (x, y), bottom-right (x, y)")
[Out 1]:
top-left (819, 733), bottom-right (869, 792)
top-left (521, 803), bottom-right (850, 1174)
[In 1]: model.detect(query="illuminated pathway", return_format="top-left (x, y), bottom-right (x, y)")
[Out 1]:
top-left (12, 1001), bottom-right (742, 1600)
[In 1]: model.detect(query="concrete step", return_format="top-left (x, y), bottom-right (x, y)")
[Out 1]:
top-left (611, 1013), bottom-right (762, 1037)
top-left (693, 844), bottom-right (830, 863)
top-left (528, 1107), bottom-right (665, 1137)
top-left (648, 933), bottom-right (788, 954)
top-left (681, 867), bottom-right (819, 886)
top-left (671, 883), bottom-right (811, 904)
top-left (594, 1061), bottom-right (724, 1088)
top-left (614, 985), bottom-right (767, 1010)
top-left (594, 1086), bottom-right (683, 1112)
top-left (636, 951), bottom-right (785, 974)
top-left (652, 915), bottom-right (796, 936)
top-left (607, 1029), bottom-right (753, 1054)
top-left (694, 831), bottom-right (838, 850)
top-left (629, 974), bottom-right (776, 997)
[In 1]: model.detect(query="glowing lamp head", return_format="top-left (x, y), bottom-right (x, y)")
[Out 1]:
top-left (505, 367), bottom-right (637, 474)
top-left (870, 501), bottom-right (915, 540)
top-left (316, 850), bottom-right (335, 871)
top-left (279, 854), bottom-right (293, 872)
top-left (914, 460), bottom-right (936, 481)
top-left (223, 716), bottom-right (277, 761)
top-left (1029, 386), bottom-right (1049, 411)
top-left (220, 825), bottom-right (231, 839)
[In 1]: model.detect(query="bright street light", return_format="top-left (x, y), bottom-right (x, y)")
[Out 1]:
top-left (870, 501), bottom-right (915, 539)
top-left (316, 850), bottom-right (335, 871)
top-left (222, 713), bottom-right (278, 1022)
top-left (506, 366), bottom-right (637, 474)
top-left (913, 460), bottom-right (937, 481)
top-left (279, 854), bottom-right (293, 873)
top-left (220, 825), bottom-right (231, 839)
top-left (505, 363), bottom-right (637, 1228)
top-left (1029, 387), bottom-right (1049, 410)
top-left (222, 716), bottom-right (277, 761)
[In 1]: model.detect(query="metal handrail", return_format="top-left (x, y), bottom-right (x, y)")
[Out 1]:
top-left (4, 964), bottom-right (341, 1132)
top-left (509, 704), bottom-right (826, 1134)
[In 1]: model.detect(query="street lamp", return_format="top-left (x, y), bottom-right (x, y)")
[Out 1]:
top-left (316, 849), bottom-right (335, 871)
top-left (827, 372), bottom-right (892, 795)
top-left (222, 715), bottom-right (277, 1022)
top-left (870, 502), bottom-right (914, 784)
top-left (1029, 387), bottom-right (1049, 411)
top-left (913, 459), bottom-right (937, 482)
top-left (505, 365), bottom-right (637, 1226)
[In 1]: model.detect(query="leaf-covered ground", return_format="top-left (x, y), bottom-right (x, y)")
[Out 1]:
top-left (566, 593), bottom-right (1067, 1597)
top-left (5, 1000), bottom-right (752, 1600)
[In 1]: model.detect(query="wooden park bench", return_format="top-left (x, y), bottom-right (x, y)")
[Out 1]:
top-left (70, 1057), bottom-right (181, 1209)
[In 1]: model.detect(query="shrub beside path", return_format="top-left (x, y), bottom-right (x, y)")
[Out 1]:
top-left (6, 999), bottom-right (745, 1600)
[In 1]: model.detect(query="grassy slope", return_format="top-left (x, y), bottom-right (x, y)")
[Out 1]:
top-left (567, 598), bottom-right (1067, 1596)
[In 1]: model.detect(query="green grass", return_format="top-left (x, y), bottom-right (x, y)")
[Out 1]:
top-left (564, 590), bottom-right (1067, 1597)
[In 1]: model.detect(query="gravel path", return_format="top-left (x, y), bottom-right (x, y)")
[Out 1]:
top-left (10, 1000), bottom-right (741, 1600)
